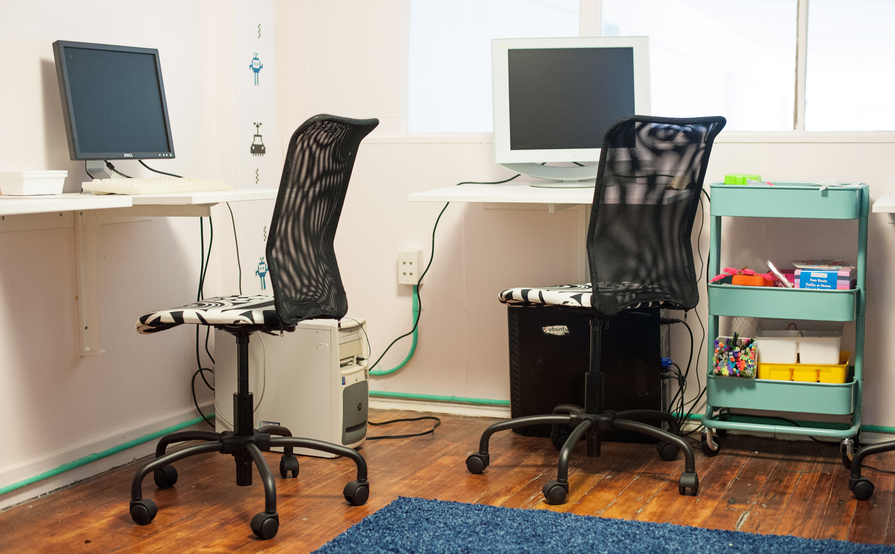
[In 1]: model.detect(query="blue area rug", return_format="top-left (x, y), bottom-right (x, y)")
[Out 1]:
top-left (315, 497), bottom-right (895, 553)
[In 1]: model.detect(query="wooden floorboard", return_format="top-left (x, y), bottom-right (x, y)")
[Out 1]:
top-left (1, 409), bottom-right (894, 552)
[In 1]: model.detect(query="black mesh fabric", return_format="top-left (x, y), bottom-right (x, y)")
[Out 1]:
top-left (266, 114), bottom-right (379, 326)
top-left (587, 115), bottom-right (726, 316)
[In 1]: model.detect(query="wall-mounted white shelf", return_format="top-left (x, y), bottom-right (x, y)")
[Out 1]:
top-left (0, 193), bottom-right (132, 216)
top-left (408, 182), bottom-right (593, 213)
top-left (0, 189), bottom-right (278, 356)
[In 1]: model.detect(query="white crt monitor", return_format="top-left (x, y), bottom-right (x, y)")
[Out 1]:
top-left (492, 36), bottom-right (650, 186)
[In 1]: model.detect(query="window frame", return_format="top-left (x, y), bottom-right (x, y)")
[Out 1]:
top-left (390, 0), bottom-right (895, 145)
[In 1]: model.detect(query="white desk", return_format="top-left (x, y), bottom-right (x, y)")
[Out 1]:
top-left (407, 182), bottom-right (594, 213)
top-left (0, 189), bottom-right (278, 355)
top-left (0, 189), bottom-right (278, 216)
top-left (0, 193), bottom-right (132, 216)
top-left (872, 192), bottom-right (895, 223)
top-left (408, 182), bottom-right (595, 281)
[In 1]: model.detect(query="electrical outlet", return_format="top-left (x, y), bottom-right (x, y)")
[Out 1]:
top-left (398, 249), bottom-right (423, 285)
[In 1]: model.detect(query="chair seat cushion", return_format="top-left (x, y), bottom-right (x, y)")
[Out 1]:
top-left (499, 284), bottom-right (595, 308)
top-left (499, 283), bottom-right (683, 311)
top-left (136, 295), bottom-right (284, 334)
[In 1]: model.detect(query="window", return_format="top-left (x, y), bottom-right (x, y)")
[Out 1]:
top-left (601, 0), bottom-right (797, 132)
top-left (805, 0), bottom-right (895, 131)
top-left (406, 0), bottom-right (895, 135)
top-left (407, 0), bottom-right (579, 133)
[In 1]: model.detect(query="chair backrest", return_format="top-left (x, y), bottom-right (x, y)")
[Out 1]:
top-left (587, 115), bottom-right (726, 316)
top-left (266, 114), bottom-right (379, 326)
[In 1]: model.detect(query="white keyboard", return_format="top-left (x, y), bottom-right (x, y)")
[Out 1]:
top-left (82, 177), bottom-right (232, 195)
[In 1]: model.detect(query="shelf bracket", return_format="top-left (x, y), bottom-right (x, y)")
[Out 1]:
top-left (74, 210), bottom-right (104, 357)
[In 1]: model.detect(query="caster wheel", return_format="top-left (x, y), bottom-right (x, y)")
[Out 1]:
top-left (851, 477), bottom-right (875, 501)
top-left (153, 465), bottom-right (178, 489)
top-left (551, 431), bottom-right (570, 450)
top-left (542, 480), bottom-right (568, 505)
top-left (343, 480), bottom-right (370, 506)
top-left (250, 511), bottom-right (279, 540)
top-left (701, 431), bottom-right (720, 457)
top-left (466, 453), bottom-right (489, 475)
top-left (679, 471), bottom-right (699, 496)
top-left (657, 442), bottom-right (679, 461)
top-left (279, 455), bottom-right (299, 479)
top-left (129, 498), bottom-right (158, 526)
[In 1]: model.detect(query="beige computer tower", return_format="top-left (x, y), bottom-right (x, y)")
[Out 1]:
top-left (214, 318), bottom-right (368, 458)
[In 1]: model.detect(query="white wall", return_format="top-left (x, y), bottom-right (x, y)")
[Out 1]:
top-left (0, 0), bottom-right (244, 508)
top-left (280, 1), bottom-right (895, 431)
top-left (2, 0), bottom-right (895, 510)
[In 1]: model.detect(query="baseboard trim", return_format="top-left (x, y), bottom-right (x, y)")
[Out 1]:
top-left (0, 402), bottom-right (214, 511)
top-left (369, 396), bottom-right (511, 419)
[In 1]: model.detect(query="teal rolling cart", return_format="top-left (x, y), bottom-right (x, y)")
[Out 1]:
top-left (701, 182), bottom-right (869, 464)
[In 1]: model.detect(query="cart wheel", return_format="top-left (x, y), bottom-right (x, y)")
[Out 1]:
top-left (840, 437), bottom-right (855, 470)
top-left (701, 429), bottom-right (720, 457)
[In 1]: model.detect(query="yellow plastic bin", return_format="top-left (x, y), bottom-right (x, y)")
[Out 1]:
top-left (817, 351), bottom-right (851, 383)
top-left (757, 351), bottom-right (850, 383)
top-left (757, 363), bottom-right (793, 381)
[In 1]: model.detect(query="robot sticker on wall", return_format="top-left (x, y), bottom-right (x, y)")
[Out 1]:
top-left (256, 256), bottom-right (269, 290)
top-left (251, 122), bottom-right (266, 156)
top-left (249, 53), bottom-right (263, 85)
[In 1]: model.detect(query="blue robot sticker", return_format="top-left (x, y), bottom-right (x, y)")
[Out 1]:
top-left (249, 53), bottom-right (263, 85)
top-left (256, 257), bottom-right (269, 290)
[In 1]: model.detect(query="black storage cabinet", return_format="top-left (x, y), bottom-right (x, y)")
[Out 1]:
top-left (507, 305), bottom-right (664, 441)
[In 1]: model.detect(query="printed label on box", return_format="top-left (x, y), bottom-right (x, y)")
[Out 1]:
top-left (794, 268), bottom-right (855, 290)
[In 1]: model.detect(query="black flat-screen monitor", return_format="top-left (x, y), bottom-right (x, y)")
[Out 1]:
top-left (52, 40), bottom-right (175, 164)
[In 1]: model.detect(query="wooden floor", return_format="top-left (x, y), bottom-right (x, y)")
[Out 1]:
top-left (2, 409), bottom-right (895, 552)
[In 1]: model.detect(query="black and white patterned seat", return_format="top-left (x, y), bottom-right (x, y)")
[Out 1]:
top-left (498, 283), bottom-right (685, 312)
top-left (136, 295), bottom-right (284, 334)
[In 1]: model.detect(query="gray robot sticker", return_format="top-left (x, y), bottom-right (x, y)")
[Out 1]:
top-left (251, 122), bottom-right (266, 156)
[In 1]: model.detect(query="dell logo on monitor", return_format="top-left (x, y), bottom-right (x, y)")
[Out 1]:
top-left (123, 153), bottom-right (133, 157)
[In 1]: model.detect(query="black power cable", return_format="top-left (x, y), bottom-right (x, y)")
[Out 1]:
top-left (368, 174), bottom-right (520, 371)
top-left (366, 415), bottom-right (441, 440)
top-left (139, 161), bottom-right (217, 428)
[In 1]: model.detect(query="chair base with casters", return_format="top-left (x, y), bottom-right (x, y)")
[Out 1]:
top-left (129, 300), bottom-right (370, 540)
top-left (466, 285), bottom-right (700, 505)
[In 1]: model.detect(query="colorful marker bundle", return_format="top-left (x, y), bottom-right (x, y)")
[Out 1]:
top-left (713, 334), bottom-right (757, 378)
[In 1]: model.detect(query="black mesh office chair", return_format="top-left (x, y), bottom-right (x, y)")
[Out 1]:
top-left (128, 114), bottom-right (379, 540)
top-left (466, 115), bottom-right (726, 505)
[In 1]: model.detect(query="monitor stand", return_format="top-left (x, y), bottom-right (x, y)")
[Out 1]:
top-left (499, 162), bottom-right (597, 188)
top-left (85, 160), bottom-right (112, 180)
top-left (529, 180), bottom-right (595, 189)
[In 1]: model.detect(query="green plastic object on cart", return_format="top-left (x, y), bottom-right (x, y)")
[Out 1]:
top-left (723, 173), bottom-right (762, 185)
